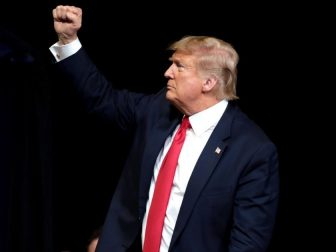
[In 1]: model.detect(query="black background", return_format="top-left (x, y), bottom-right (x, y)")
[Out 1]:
top-left (0, 0), bottom-right (331, 251)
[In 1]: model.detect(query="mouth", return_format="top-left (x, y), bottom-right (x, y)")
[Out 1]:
top-left (167, 82), bottom-right (175, 89)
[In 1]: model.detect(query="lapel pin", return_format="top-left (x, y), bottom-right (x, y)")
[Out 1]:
top-left (215, 147), bottom-right (221, 154)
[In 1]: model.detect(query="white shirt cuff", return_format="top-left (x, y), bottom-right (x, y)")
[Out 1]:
top-left (49, 38), bottom-right (82, 62)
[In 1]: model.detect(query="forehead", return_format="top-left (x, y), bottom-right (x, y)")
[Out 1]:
top-left (171, 52), bottom-right (196, 65)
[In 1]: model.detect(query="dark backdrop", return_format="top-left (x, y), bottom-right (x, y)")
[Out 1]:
top-left (1, 1), bottom-right (330, 252)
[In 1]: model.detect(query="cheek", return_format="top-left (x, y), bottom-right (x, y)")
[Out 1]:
top-left (175, 74), bottom-right (202, 99)
top-left (183, 81), bottom-right (202, 98)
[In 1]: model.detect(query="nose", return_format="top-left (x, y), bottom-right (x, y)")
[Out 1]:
top-left (164, 64), bottom-right (173, 79)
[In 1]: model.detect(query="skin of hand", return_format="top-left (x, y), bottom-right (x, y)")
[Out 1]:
top-left (87, 238), bottom-right (98, 252)
top-left (52, 5), bottom-right (82, 45)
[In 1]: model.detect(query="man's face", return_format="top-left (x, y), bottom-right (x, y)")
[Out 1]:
top-left (164, 52), bottom-right (204, 113)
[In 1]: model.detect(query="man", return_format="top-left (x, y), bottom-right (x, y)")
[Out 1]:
top-left (50, 5), bottom-right (279, 252)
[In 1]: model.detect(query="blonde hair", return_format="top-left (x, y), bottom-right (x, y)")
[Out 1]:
top-left (169, 36), bottom-right (239, 100)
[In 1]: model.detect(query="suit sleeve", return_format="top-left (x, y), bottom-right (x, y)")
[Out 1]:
top-left (54, 48), bottom-right (149, 131)
top-left (229, 141), bottom-right (279, 252)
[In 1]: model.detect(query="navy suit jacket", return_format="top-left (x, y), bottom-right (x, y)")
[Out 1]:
top-left (56, 48), bottom-right (279, 252)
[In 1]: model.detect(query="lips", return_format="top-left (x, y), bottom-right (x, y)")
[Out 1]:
top-left (167, 81), bottom-right (174, 88)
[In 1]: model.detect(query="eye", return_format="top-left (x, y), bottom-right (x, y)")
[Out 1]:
top-left (176, 62), bottom-right (185, 71)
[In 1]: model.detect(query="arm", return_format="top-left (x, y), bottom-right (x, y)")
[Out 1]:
top-left (229, 142), bottom-right (279, 252)
top-left (49, 5), bottom-right (146, 130)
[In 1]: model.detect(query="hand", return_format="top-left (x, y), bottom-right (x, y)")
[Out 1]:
top-left (52, 5), bottom-right (82, 45)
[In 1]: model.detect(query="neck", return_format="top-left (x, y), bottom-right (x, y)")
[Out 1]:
top-left (182, 98), bottom-right (222, 116)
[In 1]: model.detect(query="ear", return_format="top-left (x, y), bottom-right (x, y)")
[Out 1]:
top-left (202, 75), bottom-right (217, 92)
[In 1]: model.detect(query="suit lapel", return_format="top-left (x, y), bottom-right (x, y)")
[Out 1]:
top-left (169, 103), bottom-right (237, 248)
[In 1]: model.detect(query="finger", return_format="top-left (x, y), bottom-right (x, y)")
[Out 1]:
top-left (53, 5), bottom-right (65, 21)
top-left (53, 5), bottom-right (82, 22)
top-left (64, 6), bottom-right (82, 22)
top-left (68, 6), bottom-right (82, 17)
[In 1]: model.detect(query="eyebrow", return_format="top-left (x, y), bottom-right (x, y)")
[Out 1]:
top-left (169, 57), bottom-right (182, 65)
top-left (168, 56), bottom-right (194, 70)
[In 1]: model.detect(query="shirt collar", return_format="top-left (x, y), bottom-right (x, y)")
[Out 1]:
top-left (189, 100), bottom-right (228, 136)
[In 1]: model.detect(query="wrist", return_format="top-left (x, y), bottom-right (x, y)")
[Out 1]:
top-left (58, 34), bottom-right (78, 45)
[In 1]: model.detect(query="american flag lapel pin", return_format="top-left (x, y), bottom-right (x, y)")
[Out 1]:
top-left (215, 147), bottom-right (221, 154)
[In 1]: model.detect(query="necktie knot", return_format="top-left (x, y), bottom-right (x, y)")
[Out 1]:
top-left (175, 116), bottom-right (190, 142)
top-left (181, 116), bottom-right (191, 130)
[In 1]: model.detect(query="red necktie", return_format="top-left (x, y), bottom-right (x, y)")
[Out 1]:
top-left (143, 116), bottom-right (191, 252)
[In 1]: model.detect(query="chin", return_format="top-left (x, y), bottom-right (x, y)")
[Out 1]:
top-left (166, 91), bottom-right (173, 101)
